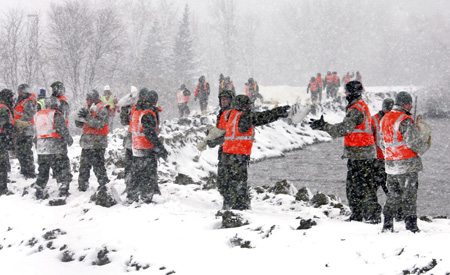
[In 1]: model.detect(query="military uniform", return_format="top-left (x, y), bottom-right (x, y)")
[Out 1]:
top-left (0, 89), bottom-right (15, 195)
top-left (14, 90), bottom-right (37, 179)
top-left (177, 86), bottom-right (191, 118)
top-left (380, 95), bottom-right (430, 232)
top-left (195, 76), bottom-right (210, 113)
top-left (120, 104), bottom-right (134, 184)
top-left (34, 99), bottom-right (73, 199)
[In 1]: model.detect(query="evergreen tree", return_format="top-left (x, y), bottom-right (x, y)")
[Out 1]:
top-left (173, 4), bottom-right (195, 87)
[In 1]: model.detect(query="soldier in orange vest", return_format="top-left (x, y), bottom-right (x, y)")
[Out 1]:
top-left (177, 84), bottom-right (191, 118)
top-left (342, 72), bottom-right (354, 86)
top-left (220, 95), bottom-right (290, 210)
top-left (310, 81), bottom-right (380, 223)
top-left (128, 89), bottom-right (168, 204)
top-left (307, 76), bottom-right (319, 104)
top-left (324, 71), bottom-right (333, 99)
top-left (0, 89), bottom-right (15, 195)
top-left (380, 91), bottom-right (430, 233)
top-left (75, 89), bottom-right (114, 207)
top-left (33, 97), bottom-right (73, 204)
top-left (50, 81), bottom-right (69, 126)
top-left (316, 73), bottom-right (324, 103)
top-left (194, 75), bottom-right (210, 115)
top-left (14, 83), bottom-right (37, 179)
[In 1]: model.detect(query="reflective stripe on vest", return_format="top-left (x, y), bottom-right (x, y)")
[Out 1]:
top-left (344, 100), bottom-right (375, 147)
top-left (217, 109), bottom-right (232, 129)
top-left (177, 90), bottom-right (190, 104)
top-left (222, 110), bottom-right (255, 155)
top-left (35, 109), bottom-right (62, 139)
top-left (101, 94), bottom-right (116, 109)
top-left (37, 99), bottom-right (46, 110)
top-left (316, 77), bottom-right (323, 88)
top-left (0, 104), bottom-right (15, 132)
top-left (131, 109), bottom-right (158, 150)
top-left (381, 110), bottom-right (418, 160)
top-left (14, 95), bottom-right (37, 120)
top-left (82, 102), bottom-right (109, 135)
top-left (372, 113), bottom-right (384, 159)
top-left (310, 80), bottom-right (318, 91)
top-left (326, 75), bottom-right (333, 84)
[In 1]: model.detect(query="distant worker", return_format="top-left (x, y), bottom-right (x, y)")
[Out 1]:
top-left (177, 84), bottom-right (191, 118)
top-left (356, 71), bottom-right (362, 83)
top-left (316, 73), bottom-right (323, 103)
top-left (37, 89), bottom-right (46, 111)
top-left (50, 81), bottom-right (70, 126)
top-left (342, 72), bottom-right (354, 86)
top-left (325, 71), bottom-right (333, 99)
top-left (219, 73), bottom-right (226, 93)
top-left (225, 76), bottom-right (236, 95)
top-left (101, 85), bottom-right (119, 132)
top-left (306, 77), bottom-right (319, 104)
top-left (309, 81), bottom-right (380, 223)
top-left (195, 75), bottom-right (210, 115)
top-left (14, 83), bottom-right (37, 179)
top-left (331, 71), bottom-right (340, 98)
top-left (380, 91), bottom-right (431, 233)
top-left (247, 78), bottom-right (264, 106)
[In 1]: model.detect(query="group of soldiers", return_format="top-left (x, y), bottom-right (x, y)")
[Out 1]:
top-left (307, 71), bottom-right (363, 104)
top-left (309, 80), bottom-right (430, 233)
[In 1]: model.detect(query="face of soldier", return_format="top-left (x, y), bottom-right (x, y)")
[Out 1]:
top-left (86, 97), bottom-right (96, 106)
top-left (403, 103), bottom-right (413, 112)
top-left (220, 97), bottom-right (231, 108)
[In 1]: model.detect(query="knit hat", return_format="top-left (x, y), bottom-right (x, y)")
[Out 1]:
top-left (395, 91), bottom-right (413, 106)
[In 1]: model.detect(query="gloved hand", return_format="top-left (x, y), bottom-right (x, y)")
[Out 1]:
top-left (206, 139), bottom-right (218, 148)
top-left (274, 105), bottom-right (291, 118)
top-left (309, 115), bottom-right (326, 130)
top-left (78, 108), bottom-right (89, 118)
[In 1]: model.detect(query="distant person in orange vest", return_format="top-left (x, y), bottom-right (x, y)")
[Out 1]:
top-left (194, 75), bottom-right (210, 115)
top-left (220, 95), bottom-right (290, 210)
top-left (306, 76), bottom-right (319, 104)
top-left (14, 83), bottom-right (37, 179)
top-left (0, 89), bottom-right (15, 195)
top-left (50, 81), bottom-right (70, 126)
top-left (219, 73), bottom-right (226, 93)
top-left (101, 85), bottom-right (119, 132)
top-left (325, 71), bottom-right (334, 99)
top-left (128, 89), bottom-right (168, 204)
top-left (316, 73), bottom-right (324, 103)
top-left (33, 97), bottom-right (73, 204)
top-left (380, 91), bottom-right (431, 233)
top-left (247, 78), bottom-right (263, 107)
top-left (310, 81), bottom-right (380, 223)
top-left (225, 76), bottom-right (236, 95)
top-left (342, 72), bottom-right (354, 86)
top-left (75, 89), bottom-right (114, 207)
top-left (177, 84), bottom-right (191, 118)
top-left (356, 71), bottom-right (362, 83)
top-left (331, 71), bottom-right (340, 98)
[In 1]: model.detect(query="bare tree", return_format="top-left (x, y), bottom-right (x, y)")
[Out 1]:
top-left (22, 13), bottom-right (42, 87)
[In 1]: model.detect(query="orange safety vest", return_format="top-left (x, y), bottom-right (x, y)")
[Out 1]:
top-left (310, 80), bottom-right (318, 91)
top-left (222, 110), bottom-right (255, 155)
top-left (130, 109), bottom-right (159, 150)
top-left (371, 113), bottom-right (384, 159)
top-left (344, 75), bottom-right (351, 84)
top-left (58, 95), bottom-right (68, 103)
top-left (14, 94), bottom-right (37, 120)
top-left (195, 82), bottom-right (209, 97)
top-left (177, 90), bottom-right (190, 104)
top-left (381, 110), bottom-right (418, 161)
top-left (82, 102), bottom-right (109, 135)
top-left (217, 109), bottom-right (232, 129)
top-left (316, 77), bottom-right (323, 88)
top-left (326, 75), bottom-right (333, 84)
top-left (35, 109), bottom-right (63, 139)
top-left (333, 75), bottom-right (339, 84)
top-left (0, 104), bottom-right (15, 132)
top-left (344, 100), bottom-right (375, 147)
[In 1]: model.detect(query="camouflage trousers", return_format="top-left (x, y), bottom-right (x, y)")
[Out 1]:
top-left (178, 103), bottom-right (190, 118)
top-left (383, 173), bottom-right (419, 219)
top-left (78, 148), bottom-right (109, 190)
top-left (218, 153), bottom-right (251, 210)
top-left (128, 154), bottom-right (159, 202)
top-left (0, 148), bottom-right (9, 194)
top-left (16, 135), bottom-right (36, 177)
top-left (36, 154), bottom-right (73, 196)
top-left (199, 98), bottom-right (208, 112)
top-left (346, 159), bottom-right (382, 222)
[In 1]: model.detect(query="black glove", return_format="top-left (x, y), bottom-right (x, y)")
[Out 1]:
top-left (274, 105), bottom-right (291, 118)
top-left (309, 115), bottom-right (326, 130)
top-left (156, 146), bottom-right (168, 161)
top-left (206, 139), bottom-right (218, 148)
top-left (78, 108), bottom-right (89, 118)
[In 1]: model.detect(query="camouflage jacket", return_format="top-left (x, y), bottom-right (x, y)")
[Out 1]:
top-left (322, 96), bottom-right (376, 160)
top-left (0, 107), bottom-right (14, 150)
top-left (15, 93), bottom-right (36, 136)
top-left (36, 112), bottom-right (73, 155)
top-left (380, 106), bottom-right (430, 175)
top-left (120, 105), bottom-right (132, 149)
top-left (75, 102), bottom-right (109, 149)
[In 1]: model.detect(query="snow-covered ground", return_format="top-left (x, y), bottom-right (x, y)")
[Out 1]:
top-left (1, 86), bottom-right (449, 275)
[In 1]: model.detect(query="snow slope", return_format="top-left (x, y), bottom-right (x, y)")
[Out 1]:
top-left (1, 86), bottom-right (449, 275)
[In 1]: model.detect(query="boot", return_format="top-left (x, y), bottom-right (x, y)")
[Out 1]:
top-left (382, 215), bottom-right (394, 232)
top-left (405, 215), bottom-right (420, 233)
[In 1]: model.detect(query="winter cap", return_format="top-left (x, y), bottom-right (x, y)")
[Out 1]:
top-left (395, 91), bottom-right (413, 106)
top-left (139, 88), bottom-right (158, 103)
top-left (39, 88), bottom-right (46, 98)
top-left (218, 90), bottom-right (235, 100)
top-left (104, 85), bottom-right (110, 91)
top-left (50, 81), bottom-right (64, 89)
top-left (87, 89), bottom-right (100, 100)
top-left (18, 83), bottom-right (30, 92)
top-left (180, 84), bottom-right (186, 90)
top-left (345, 81), bottom-right (364, 97)
top-left (382, 98), bottom-right (394, 112)
top-left (233, 95), bottom-right (251, 111)
top-left (50, 81), bottom-right (65, 97)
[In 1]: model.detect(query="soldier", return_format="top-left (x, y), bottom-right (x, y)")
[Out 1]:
top-left (127, 88), bottom-right (168, 204)
top-left (75, 89), bottom-right (114, 207)
top-left (37, 89), bottom-right (46, 111)
top-left (219, 73), bottom-right (226, 93)
top-left (33, 97), bottom-right (73, 204)
top-left (380, 91), bottom-right (430, 233)
top-left (342, 72), bottom-right (354, 86)
top-left (247, 78), bottom-right (264, 107)
top-left (316, 73), bottom-right (324, 103)
top-left (206, 90), bottom-right (235, 209)
top-left (177, 84), bottom-right (191, 118)
top-left (14, 83), bottom-right (37, 179)
top-left (307, 76), bottom-right (319, 104)
top-left (309, 81), bottom-right (380, 223)
top-left (225, 76), bottom-right (236, 94)
top-left (325, 71), bottom-right (333, 98)
top-left (101, 85), bottom-right (119, 132)
top-left (0, 89), bottom-right (15, 195)
top-left (50, 81), bottom-right (70, 126)
top-left (331, 71), bottom-right (340, 98)
top-left (220, 95), bottom-right (290, 210)
top-left (194, 75), bottom-right (210, 115)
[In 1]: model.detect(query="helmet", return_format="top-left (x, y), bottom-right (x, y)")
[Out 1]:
top-left (87, 89), bottom-right (100, 101)
top-left (332, 71), bottom-right (337, 75)
top-left (233, 95), bottom-right (251, 111)
top-left (327, 71), bottom-right (331, 75)
top-left (139, 88), bottom-right (158, 103)
top-left (345, 81), bottom-right (364, 97)
top-left (38, 88), bottom-right (46, 98)
top-left (248, 78), bottom-right (254, 84)
top-left (18, 83), bottom-right (30, 93)
top-left (199, 75), bottom-right (205, 82)
top-left (317, 73), bottom-right (321, 77)
top-left (50, 81), bottom-right (65, 97)
top-left (218, 90), bottom-right (235, 100)
top-left (311, 77), bottom-right (316, 81)
top-left (382, 98), bottom-right (394, 113)
top-left (45, 97), bottom-right (61, 110)
top-left (395, 91), bottom-right (412, 106)
top-left (180, 84), bottom-right (186, 90)
top-left (104, 85), bottom-right (110, 91)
